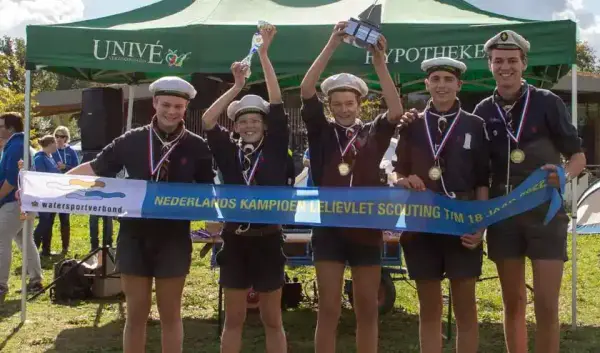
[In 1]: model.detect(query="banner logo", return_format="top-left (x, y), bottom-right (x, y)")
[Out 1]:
top-left (93, 40), bottom-right (191, 67)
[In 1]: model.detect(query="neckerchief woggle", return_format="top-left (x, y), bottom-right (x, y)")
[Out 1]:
top-left (423, 108), bottom-right (462, 161)
top-left (148, 123), bottom-right (185, 180)
top-left (494, 84), bottom-right (531, 144)
top-left (333, 123), bottom-right (362, 160)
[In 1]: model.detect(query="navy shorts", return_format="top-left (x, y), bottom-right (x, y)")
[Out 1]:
top-left (311, 227), bottom-right (382, 267)
top-left (400, 232), bottom-right (483, 280)
top-left (217, 230), bottom-right (286, 293)
top-left (487, 203), bottom-right (569, 262)
top-left (115, 223), bottom-right (192, 278)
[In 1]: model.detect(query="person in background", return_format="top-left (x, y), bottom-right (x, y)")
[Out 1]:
top-left (0, 112), bottom-right (43, 302)
top-left (32, 135), bottom-right (61, 256)
top-left (51, 125), bottom-right (78, 254)
top-left (80, 152), bottom-right (114, 253)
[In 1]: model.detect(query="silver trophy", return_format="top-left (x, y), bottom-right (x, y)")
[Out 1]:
top-left (343, 4), bottom-right (382, 49)
top-left (240, 21), bottom-right (271, 78)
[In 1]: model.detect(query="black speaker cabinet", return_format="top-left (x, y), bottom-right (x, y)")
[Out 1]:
top-left (80, 87), bottom-right (124, 151)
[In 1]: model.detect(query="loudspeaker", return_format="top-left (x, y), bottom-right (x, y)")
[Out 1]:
top-left (80, 87), bottom-right (124, 151)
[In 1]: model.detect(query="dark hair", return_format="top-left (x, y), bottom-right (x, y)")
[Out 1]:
top-left (0, 112), bottom-right (24, 132)
top-left (39, 135), bottom-right (56, 148)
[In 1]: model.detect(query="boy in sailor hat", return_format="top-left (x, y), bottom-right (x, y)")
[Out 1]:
top-left (299, 21), bottom-right (404, 352)
top-left (65, 74), bottom-right (214, 353)
top-left (394, 56), bottom-right (490, 352)
top-left (202, 24), bottom-right (288, 353)
top-left (474, 30), bottom-right (585, 353)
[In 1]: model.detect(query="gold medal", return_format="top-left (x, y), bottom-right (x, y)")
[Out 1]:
top-left (338, 163), bottom-right (350, 176)
top-left (428, 166), bottom-right (442, 181)
top-left (510, 149), bottom-right (525, 164)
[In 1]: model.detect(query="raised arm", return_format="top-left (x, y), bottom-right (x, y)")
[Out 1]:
top-left (370, 35), bottom-right (403, 123)
top-left (257, 25), bottom-right (282, 104)
top-left (300, 21), bottom-right (348, 99)
top-left (202, 62), bottom-right (247, 131)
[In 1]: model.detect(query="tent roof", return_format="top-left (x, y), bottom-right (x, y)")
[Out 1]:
top-left (25, 0), bottom-right (576, 92)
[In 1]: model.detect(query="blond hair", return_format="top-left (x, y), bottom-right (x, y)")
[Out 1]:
top-left (53, 126), bottom-right (71, 142)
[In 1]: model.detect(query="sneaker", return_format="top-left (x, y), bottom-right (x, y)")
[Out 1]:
top-left (27, 281), bottom-right (43, 293)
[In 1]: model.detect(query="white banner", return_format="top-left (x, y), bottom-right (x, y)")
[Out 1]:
top-left (20, 171), bottom-right (146, 218)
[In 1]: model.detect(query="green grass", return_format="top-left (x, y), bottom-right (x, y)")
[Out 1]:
top-left (0, 215), bottom-right (599, 352)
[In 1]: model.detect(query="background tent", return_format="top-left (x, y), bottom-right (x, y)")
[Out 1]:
top-left (571, 179), bottom-right (600, 234)
top-left (21, 0), bottom-right (581, 329)
top-left (25, 0), bottom-right (576, 93)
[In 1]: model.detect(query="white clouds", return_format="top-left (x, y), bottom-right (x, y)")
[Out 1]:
top-left (0, 0), bottom-right (84, 32)
top-left (553, 0), bottom-right (600, 57)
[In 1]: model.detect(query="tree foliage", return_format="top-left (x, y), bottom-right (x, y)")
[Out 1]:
top-left (576, 41), bottom-right (599, 73)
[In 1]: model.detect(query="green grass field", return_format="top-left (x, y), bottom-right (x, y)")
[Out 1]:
top-left (0, 215), bottom-right (599, 352)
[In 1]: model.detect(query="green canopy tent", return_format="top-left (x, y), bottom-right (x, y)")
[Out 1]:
top-left (25, 0), bottom-right (576, 90)
top-left (21, 0), bottom-right (580, 328)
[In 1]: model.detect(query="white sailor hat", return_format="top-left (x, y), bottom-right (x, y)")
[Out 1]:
top-left (149, 76), bottom-right (197, 100)
top-left (227, 94), bottom-right (270, 121)
top-left (320, 73), bottom-right (369, 97)
top-left (484, 30), bottom-right (530, 54)
top-left (421, 57), bottom-right (467, 77)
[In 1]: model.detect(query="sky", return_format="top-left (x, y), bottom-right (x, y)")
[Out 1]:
top-left (0, 0), bottom-right (598, 56)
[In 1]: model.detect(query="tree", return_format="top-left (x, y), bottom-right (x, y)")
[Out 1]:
top-left (576, 41), bottom-right (599, 73)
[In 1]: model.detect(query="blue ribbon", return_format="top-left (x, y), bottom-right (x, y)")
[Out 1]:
top-left (141, 166), bottom-right (566, 236)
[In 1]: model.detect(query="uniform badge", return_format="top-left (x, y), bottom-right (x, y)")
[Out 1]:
top-left (463, 133), bottom-right (472, 150)
top-left (500, 32), bottom-right (508, 41)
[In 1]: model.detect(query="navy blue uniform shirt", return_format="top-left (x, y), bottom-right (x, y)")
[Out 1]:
top-left (395, 100), bottom-right (490, 197)
top-left (301, 94), bottom-right (397, 245)
top-left (205, 103), bottom-right (290, 187)
top-left (90, 124), bottom-right (215, 236)
top-left (473, 83), bottom-right (581, 196)
top-left (301, 94), bottom-right (396, 188)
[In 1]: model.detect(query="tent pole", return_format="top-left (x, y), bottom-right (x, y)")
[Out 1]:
top-left (21, 70), bottom-right (33, 324)
top-left (126, 85), bottom-right (135, 131)
top-left (570, 64), bottom-right (578, 330)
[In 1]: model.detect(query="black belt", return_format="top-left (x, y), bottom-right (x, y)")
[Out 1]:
top-left (222, 223), bottom-right (282, 236)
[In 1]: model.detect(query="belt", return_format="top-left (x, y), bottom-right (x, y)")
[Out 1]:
top-left (222, 223), bottom-right (282, 236)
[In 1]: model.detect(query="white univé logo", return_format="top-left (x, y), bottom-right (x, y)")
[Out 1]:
top-left (93, 40), bottom-right (191, 67)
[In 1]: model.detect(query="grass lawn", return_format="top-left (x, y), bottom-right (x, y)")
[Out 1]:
top-left (0, 215), bottom-right (599, 352)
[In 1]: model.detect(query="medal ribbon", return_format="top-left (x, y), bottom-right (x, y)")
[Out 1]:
top-left (148, 126), bottom-right (184, 178)
top-left (494, 85), bottom-right (531, 144)
top-left (424, 109), bottom-right (462, 161)
top-left (238, 149), bottom-right (263, 185)
top-left (333, 126), bottom-right (361, 160)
